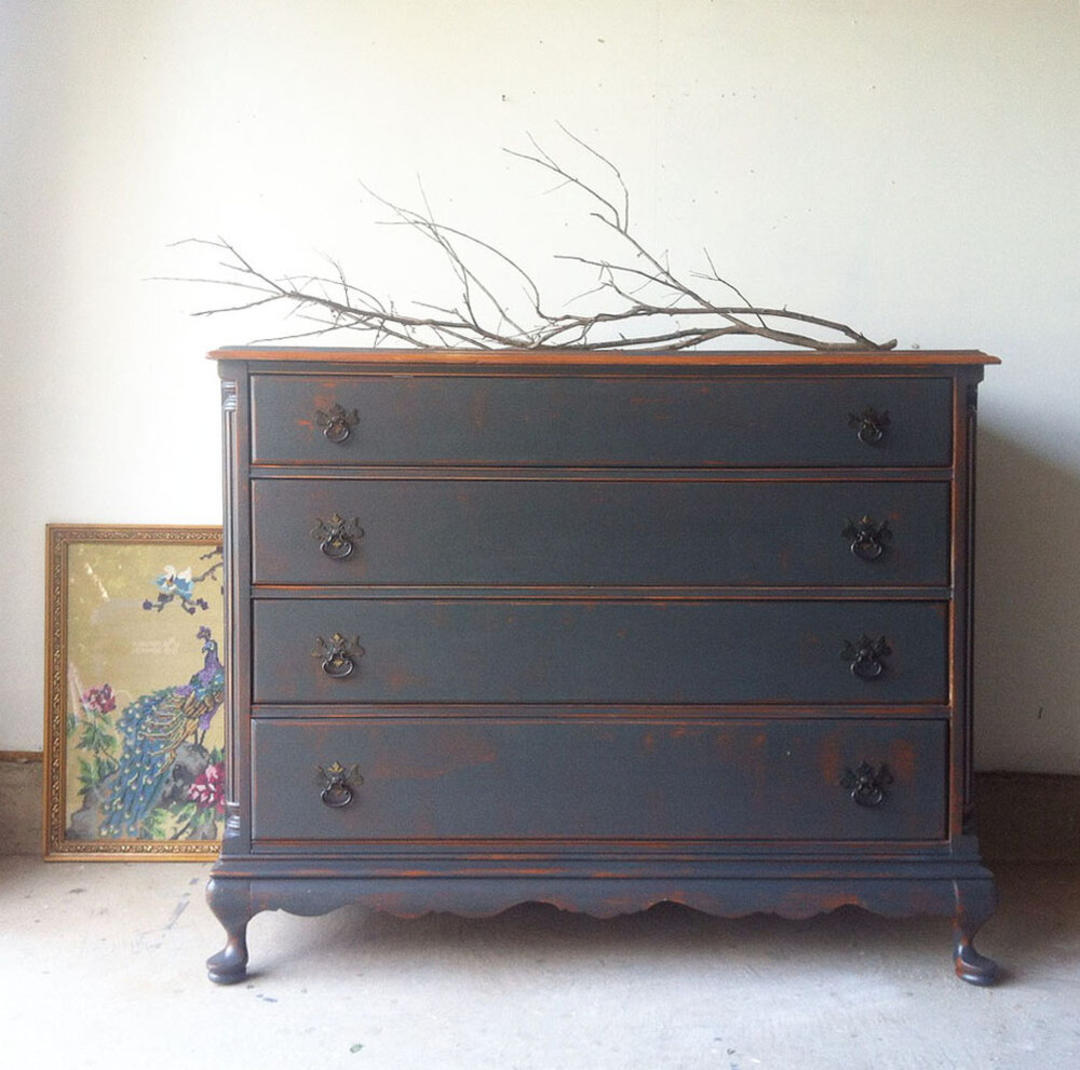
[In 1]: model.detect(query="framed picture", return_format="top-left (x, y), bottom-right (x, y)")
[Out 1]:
top-left (44, 525), bottom-right (226, 860)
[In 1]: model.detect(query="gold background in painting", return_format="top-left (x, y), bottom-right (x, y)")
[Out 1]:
top-left (63, 541), bottom-right (225, 830)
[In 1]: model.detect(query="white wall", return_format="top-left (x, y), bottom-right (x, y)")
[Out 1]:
top-left (2, 0), bottom-right (1078, 770)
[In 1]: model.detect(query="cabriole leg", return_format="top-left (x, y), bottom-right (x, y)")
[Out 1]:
top-left (206, 877), bottom-right (253, 985)
top-left (953, 878), bottom-right (998, 986)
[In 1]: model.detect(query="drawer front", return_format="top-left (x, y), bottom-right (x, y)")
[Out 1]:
top-left (253, 599), bottom-right (948, 705)
top-left (249, 374), bottom-right (953, 467)
top-left (251, 717), bottom-right (947, 842)
top-left (252, 478), bottom-right (950, 587)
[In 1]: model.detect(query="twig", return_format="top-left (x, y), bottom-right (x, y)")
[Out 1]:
top-left (166, 132), bottom-right (895, 352)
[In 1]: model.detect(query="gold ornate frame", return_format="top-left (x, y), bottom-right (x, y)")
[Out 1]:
top-left (44, 524), bottom-right (225, 860)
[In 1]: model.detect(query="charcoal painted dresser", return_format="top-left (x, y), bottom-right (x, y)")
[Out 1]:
top-left (206, 347), bottom-right (1000, 985)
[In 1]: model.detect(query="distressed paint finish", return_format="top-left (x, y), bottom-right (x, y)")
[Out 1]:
top-left (251, 477), bottom-right (951, 587)
top-left (248, 371), bottom-right (956, 467)
top-left (252, 598), bottom-right (949, 705)
top-left (206, 348), bottom-right (998, 986)
top-left (249, 717), bottom-right (947, 843)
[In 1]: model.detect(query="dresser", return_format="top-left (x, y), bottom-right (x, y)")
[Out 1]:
top-left (206, 347), bottom-right (999, 985)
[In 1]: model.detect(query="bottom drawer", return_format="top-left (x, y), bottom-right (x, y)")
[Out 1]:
top-left (251, 718), bottom-right (947, 844)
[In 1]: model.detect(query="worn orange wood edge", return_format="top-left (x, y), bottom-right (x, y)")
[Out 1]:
top-left (209, 346), bottom-right (1001, 366)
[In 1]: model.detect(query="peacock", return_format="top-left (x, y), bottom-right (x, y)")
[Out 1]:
top-left (100, 626), bottom-right (225, 838)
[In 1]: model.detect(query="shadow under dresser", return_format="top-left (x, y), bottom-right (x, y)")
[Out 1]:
top-left (205, 347), bottom-right (1000, 985)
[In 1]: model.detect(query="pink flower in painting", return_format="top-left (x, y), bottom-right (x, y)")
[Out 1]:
top-left (81, 684), bottom-right (116, 715)
top-left (187, 761), bottom-right (225, 814)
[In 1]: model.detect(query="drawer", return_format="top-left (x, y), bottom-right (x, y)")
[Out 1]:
top-left (250, 717), bottom-right (947, 842)
top-left (253, 599), bottom-right (949, 705)
top-left (252, 477), bottom-right (949, 587)
top-left (249, 374), bottom-right (953, 467)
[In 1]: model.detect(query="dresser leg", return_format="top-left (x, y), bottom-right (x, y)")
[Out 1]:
top-left (206, 878), bottom-right (252, 985)
top-left (952, 878), bottom-right (998, 986)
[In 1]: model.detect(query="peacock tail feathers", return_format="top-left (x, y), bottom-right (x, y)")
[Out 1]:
top-left (99, 629), bottom-right (225, 838)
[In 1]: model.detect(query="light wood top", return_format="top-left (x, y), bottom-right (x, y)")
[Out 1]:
top-left (209, 346), bottom-right (1000, 367)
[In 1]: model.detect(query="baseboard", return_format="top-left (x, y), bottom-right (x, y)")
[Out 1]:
top-left (974, 771), bottom-right (1080, 863)
top-left (0, 751), bottom-right (43, 855)
top-left (1, 754), bottom-right (1076, 861)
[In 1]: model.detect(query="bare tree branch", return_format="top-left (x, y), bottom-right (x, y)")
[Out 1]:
top-left (165, 132), bottom-right (896, 352)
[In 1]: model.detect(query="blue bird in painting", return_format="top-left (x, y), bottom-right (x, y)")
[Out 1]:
top-left (100, 626), bottom-right (225, 838)
top-left (143, 563), bottom-right (212, 615)
top-left (157, 564), bottom-right (195, 600)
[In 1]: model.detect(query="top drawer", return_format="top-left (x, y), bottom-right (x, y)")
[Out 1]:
top-left (249, 374), bottom-right (954, 468)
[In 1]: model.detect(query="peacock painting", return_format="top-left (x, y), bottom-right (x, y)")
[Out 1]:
top-left (57, 536), bottom-right (227, 853)
top-left (99, 625), bottom-right (224, 839)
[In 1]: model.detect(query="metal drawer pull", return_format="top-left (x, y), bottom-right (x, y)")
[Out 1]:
top-left (840, 761), bottom-right (893, 807)
top-left (842, 515), bottom-right (892, 561)
top-left (314, 403), bottom-right (359, 444)
top-left (848, 407), bottom-right (890, 446)
top-left (842, 634), bottom-right (891, 679)
top-left (317, 761), bottom-right (363, 808)
top-left (311, 514), bottom-right (364, 560)
top-left (312, 633), bottom-right (364, 678)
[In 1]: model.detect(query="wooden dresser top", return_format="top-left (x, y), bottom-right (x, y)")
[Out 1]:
top-left (209, 346), bottom-right (1000, 368)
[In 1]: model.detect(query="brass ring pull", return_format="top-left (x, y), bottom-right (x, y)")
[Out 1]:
top-left (848, 407), bottom-right (890, 446)
top-left (312, 633), bottom-right (364, 679)
top-left (317, 762), bottom-right (363, 808)
top-left (321, 783), bottom-right (353, 807)
top-left (311, 514), bottom-right (364, 560)
top-left (840, 762), bottom-right (893, 808)
top-left (314, 404), bottom-right (359, 444)
top-left (842, 635), bottom-right (891, 680)
top-left (842, 516), bottom-right (892, 562)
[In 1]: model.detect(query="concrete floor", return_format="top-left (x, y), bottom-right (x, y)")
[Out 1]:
top-left (0, 858), bottom-right (1077, 1069)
